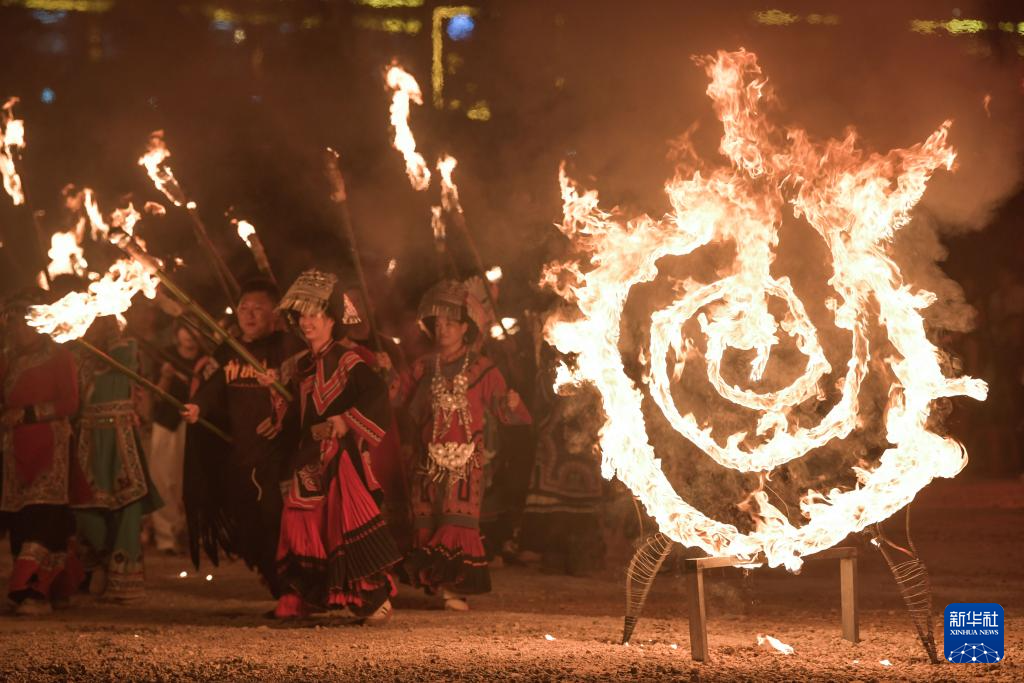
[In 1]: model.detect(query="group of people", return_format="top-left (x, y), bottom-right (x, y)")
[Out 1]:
top-left (1, 267), bottom-right (604, 622)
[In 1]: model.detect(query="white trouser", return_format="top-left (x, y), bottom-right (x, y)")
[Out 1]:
top-left (149, 421), bottom-right (187, 550)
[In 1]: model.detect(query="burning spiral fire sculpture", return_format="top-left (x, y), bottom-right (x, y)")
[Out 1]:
top-left (543, 50), bottom-right (987, 571)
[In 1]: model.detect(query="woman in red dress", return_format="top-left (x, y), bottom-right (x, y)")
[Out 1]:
top-left (270, 270), bottom-right (401, 622)
top-left (404, 280), bottom-right (531, 611)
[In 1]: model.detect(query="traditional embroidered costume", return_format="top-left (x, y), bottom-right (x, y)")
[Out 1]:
top-left (273, 270), bottom-right (401, 619)
top-left (404, 281), bottom-right (531, 600)
top-left (1, 296), bottom-right (83, 611)
top-left (73, 335), bottom-right (161, 601)
top-left (519, 358), bottom-right (605, 575)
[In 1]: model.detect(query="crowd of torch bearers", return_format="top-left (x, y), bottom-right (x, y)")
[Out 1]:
top-left (0, 59), bottom-right (534, 622)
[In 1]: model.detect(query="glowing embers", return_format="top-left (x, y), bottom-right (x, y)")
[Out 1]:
top-left (542, 49), bottom-right (987, 570)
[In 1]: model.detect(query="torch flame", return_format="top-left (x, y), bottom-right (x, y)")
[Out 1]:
top-left (385, 63), bottom-right (432, 191)
top-left (27, 258), bottom-right (159, 343)
top-left (46, 231), bottom-right (88, 278)
top-left (138, 131), bottom-right (185, 206)
top-left (542, 49), bottom-right (987, 570)
top-left (485, 266), bottom-right (503, 283)
top-left (437, 154), bottom-right (460, 211)
top-left (0, 97), bottom-right (26, 205)
top-left (83, 188), bottom-right (109, 240)
top-left (430, 205), bottom-right (445, 241)
top-left (235, 219), bottom-right (256, 248)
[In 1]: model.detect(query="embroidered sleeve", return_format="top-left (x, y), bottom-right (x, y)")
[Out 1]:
top-left (338, 361), bottom-right (391, 449)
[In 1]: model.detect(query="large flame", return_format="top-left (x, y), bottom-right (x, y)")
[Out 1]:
top-left (27, 258), bottom-right (159, 343)
top-left (0, 97), bottom-right (26, 206)
top-left (385, 63), bottom-right (432, 191)
top-left (543, 49), bottom-right (987, 570)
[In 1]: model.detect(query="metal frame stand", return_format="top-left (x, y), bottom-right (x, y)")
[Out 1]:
top-left (684, 546), bottom-right (859, 662)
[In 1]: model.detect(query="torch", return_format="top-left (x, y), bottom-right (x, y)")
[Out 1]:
top-left (74, 338), bottom-right (231, 443)
top-left (232, 217), bottom-right (277, 286)
top-left (138, 131), bottom-right (240, 306)
top-left (322, 148), bottom-right (384, 352)
top-left (436, 155), bottom-right (510, 338)
top-left (115, 235), bottom-right (293, 402)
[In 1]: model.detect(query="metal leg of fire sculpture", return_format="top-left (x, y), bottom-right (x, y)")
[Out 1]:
top-left (622, 533), bottom-right (675, 645)
top-left (873, 506), bottom-right (939, 664)
top-left (621, 537), bottom-right (859, 659)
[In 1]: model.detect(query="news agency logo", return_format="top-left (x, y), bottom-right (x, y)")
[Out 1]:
top-left (944, 603), bottom-right (1004, 663)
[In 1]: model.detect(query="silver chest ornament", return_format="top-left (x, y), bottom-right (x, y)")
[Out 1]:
top-left (426, 354), bottom-right (476, 483)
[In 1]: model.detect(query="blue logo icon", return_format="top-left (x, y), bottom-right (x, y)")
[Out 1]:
top-left (944, 603), bottom-right (1003, 663)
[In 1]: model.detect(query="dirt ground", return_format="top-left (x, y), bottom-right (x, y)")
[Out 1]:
top-left (0, 478), bottom-right (1021, 682)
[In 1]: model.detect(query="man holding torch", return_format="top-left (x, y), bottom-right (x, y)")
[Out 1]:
top-left (181, 278), bottom-right (304, 599)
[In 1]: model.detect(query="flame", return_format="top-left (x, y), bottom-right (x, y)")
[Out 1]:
top-left (111, 203), bottom-right (140, 237)
top-left (27, 258), bottom-right (159, 343)
top-left (490, 317), bottom-right (521, 341)
top-left (385, 63), bottom-right (432, 190)
top-left (235, 219), bottom-right (257, 248)
top-left (138, 131), bottom-right (185, 206)
top-left (485, 266), bottom-right (503, 283)
top-left (757, 634), bottom-right (794, 655)
top-left (0, 97), bottom-right (26, 205)
top-left (46, 231), bottom-right (88, 278)
top-left (386, 258), bottom-right (398, 278)
top-left (542, 49), bottom-right (987, 570)
top-left (437, 154), bottom-right (460, 211)
top-left (83, 188), bottom-right (109, 240)
top-left (431, 205), bottom-right (445, 240)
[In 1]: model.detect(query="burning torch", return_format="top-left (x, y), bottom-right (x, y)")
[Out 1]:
top-left (232, 217), bottom-right (277, 286)
top-left (138, 130), bottom-right (240, 306)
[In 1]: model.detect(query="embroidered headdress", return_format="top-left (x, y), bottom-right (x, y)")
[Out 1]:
top-left (278, 269), bottom-right (360, 324)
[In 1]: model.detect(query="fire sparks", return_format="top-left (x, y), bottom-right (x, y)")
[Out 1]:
top-left (0, 97), bottom-right (26, 206)
top-left (757, 634), bottom-right (794, 655)
top-left (27, 258), bottom-right (159, 343)
top-left (542, 49), bottom-right (987, 570)
top-left (385, 63), bottom-right (432, 191)
top-left (138, 130), bottom-right (186, 206)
